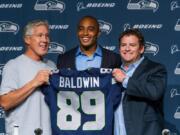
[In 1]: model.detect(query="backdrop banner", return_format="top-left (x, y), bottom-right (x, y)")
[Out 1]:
top-left (0, 0), bottom-right (179, 134)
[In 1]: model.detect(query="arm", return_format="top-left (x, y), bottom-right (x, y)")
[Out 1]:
top-left (126, 64), bottom-right (167, 100)
top-left (112, 64), bottom-right (167, 101)
top-left (0, 70), bottom-right (51, 111)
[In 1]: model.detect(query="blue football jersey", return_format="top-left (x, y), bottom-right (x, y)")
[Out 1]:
top-left (42, 68), bottom-right (122, 135)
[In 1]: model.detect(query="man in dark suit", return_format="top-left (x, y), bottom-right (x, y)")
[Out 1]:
top-left (57, 15), bottom-right (121, 69)
top-left (112, 29), bottom-right (167, 135)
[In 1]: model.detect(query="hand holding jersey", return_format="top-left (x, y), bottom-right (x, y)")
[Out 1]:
top-left (112, 68), bottom-right (127, 83)
top-left (30, 69), bottom-right (52, 88)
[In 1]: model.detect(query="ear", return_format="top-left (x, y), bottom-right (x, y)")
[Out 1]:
top-left (140, 45), bottom-right (145, 54)
top-left (98, 30), bottom-right (101, 37)
top-left (24, 36), bottom-right (31, 45)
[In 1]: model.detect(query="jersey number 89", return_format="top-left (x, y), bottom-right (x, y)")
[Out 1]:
top-left (57, 91), bottom-right (105, 131)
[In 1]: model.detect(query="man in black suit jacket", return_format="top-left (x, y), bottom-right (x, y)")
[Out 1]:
top-left (112, 29), bottom-right (167, 135)
top-left (57, 15), bottom-right (121, 69)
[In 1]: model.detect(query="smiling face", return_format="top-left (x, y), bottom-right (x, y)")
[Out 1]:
top-left (77, 17), bottom-right (100, 51)
top-left (24, 25), bottom-right (49, 61)
top-left (120, 35), bottom-right (144, 66)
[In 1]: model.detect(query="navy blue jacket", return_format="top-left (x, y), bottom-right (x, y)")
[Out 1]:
top-left (122, 57), bottom-right (167, 135)
top-left (57, 46), bottom-right (121, 69)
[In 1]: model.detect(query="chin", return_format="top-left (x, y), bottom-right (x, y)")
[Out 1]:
top-left (39, 51), bottom-right (48, 56)
top-left (81, 42), bottom-right (90, 46)
top-left (124, 59), bottom-right (133, 63)
top-left (81, 44), bottom-right (91, 48)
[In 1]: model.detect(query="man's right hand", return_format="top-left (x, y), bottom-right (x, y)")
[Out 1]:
top-left (112, 68), bottom-right (127, 83)
top-left (31, 69), bottom-right (52, 88)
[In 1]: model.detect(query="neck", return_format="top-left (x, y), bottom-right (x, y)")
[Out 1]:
top-left (122, 56), bottom-right (142, 68)
top-left (122, 64), bottom-right (129, 71)
top-left (24, 51), bottom-right (42, 61)
top-left (80, 45), bottom-right (97, 56)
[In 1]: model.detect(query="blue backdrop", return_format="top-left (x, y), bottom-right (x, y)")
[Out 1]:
top-left (0, 0), bottom-right (180, 134)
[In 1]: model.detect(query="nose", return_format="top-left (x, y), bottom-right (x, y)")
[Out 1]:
top-left (82, 29), bottom-right (88, 36)
top-left (125, 45), bottom-right (130, 51)
top-left (42, 34), bottom-right (49, 42)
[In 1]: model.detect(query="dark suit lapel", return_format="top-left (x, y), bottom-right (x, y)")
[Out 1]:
top-left (101, 48), bottom-right (107, 67)
top-left (131, 57), bottom-right (149, 78)
top-left (67, 47), bottom-right (78, 69)
top-left (73, 47), bottom-right (78, 69)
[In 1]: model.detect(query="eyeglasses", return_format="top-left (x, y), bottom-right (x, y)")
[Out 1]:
top-left (27, 33), bottom-right (49, 38)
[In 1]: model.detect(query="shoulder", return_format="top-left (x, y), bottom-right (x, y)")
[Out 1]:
top-left (57, 47), bottom-right (78, 68)
top-left (1, 55), bottom-right (24, 80)
top-left (143, 57), bottom-right (167, 71)
top-left (57, 47), bottom-right (77, 60)
top-left (144, 57), bottom-right (164, 66)
top-left (57, 47), bottom-right (77, 63)
top-left (59, 47), bottom-right (77, 58)
top-left (100, 47), bottom-right (121, 68)
top-left (4, 55), bottom-right (24, 69)
top-left (101, 47), bottom-right (119, 57)
top-left (101, 47), bottom-right (120, 62)
top-left (44, 59), bottom-right (56, 69)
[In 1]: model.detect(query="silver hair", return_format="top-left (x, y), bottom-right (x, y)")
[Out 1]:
top-left (23, 19), bottom-right (49, 39)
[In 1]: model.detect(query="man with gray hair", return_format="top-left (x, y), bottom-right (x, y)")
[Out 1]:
top-left (0, 20), bottom-right (56, 135)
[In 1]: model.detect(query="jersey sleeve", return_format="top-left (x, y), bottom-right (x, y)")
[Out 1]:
top-left (110, 78), bottom-right (122, 109)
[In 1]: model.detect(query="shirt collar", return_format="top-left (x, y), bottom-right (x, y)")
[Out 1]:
top-left (76, 45), bottom-right (102, 57)
top-left (121, 56), bottom-right (144, 72)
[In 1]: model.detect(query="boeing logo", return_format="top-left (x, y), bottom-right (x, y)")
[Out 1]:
top-left (0, 3), bottom-right (22, 8)
top-left (170, 88), bottom-right (180, 98)
top-left (0, 64), bottom-right (5, 76)
top-left (98, 20), bottom-right (112, 34)
top-left (174, 62), bottom-right (180, 75)
top-left (34, 0), bottom-right (65, 13)
top-left (123, 23), bottom-right (131, 31)
top-left (174, 18), bottom-right (180, 31)
top-left (0, 46), bottom-right (23, 51)
top-left (174, 106), bottom-right (180, 119)
top-left (127, 0), bottom-right (159, 12)
top-left (171, 1), bottom-right (180, 11)
top-left (49, 24), bottom-right (69, 30)
top-left (144, 42), bottom-right (159, 56)
top-left (0, 21), bottom-right (19, 34)
top-left (48, 42), bottom-right (65, 54)
top-left (171, 44), bottom-right (180, 54)
top-left (77, 2), bottom-right (115, 11)
top-left (124, 23), bottom-right (162, 31)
